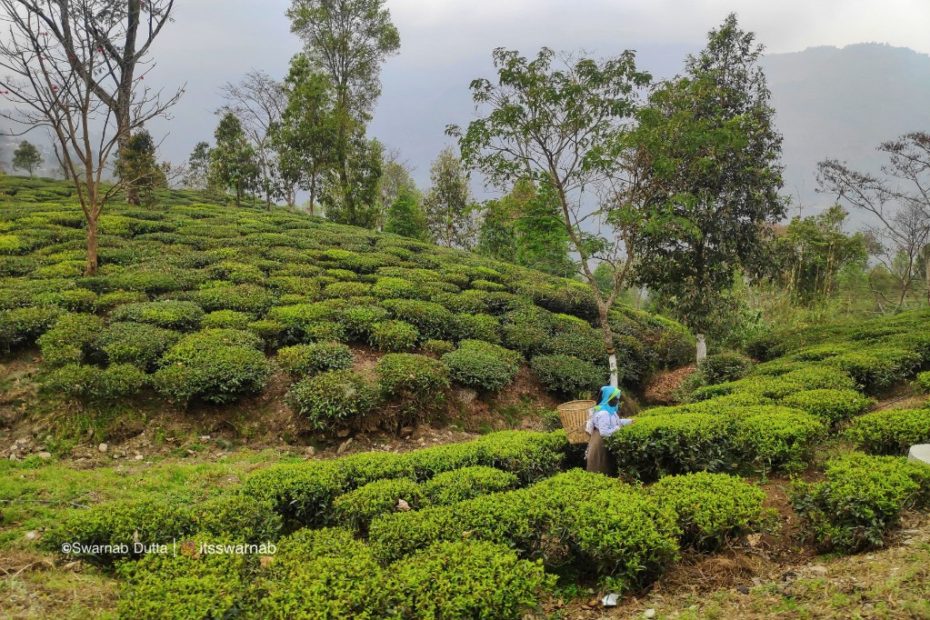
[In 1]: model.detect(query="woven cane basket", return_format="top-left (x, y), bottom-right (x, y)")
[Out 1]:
top-left (557, 399), bottom-right (595, 444)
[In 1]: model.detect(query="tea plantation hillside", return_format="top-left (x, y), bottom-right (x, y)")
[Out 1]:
top-left (0, 177), bottom-right (693, 437)
top-left (2, 303), bottom-right (930, 618)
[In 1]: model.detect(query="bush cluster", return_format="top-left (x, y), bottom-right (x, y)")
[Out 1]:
top-left (699, 352), bottom-right (754, 384)
top-left (780, 388), bottom-right (872, 425)
top-left (285, 369), bottom-right (379, 431)
top-left (43, 363), bottom-right (148, 403)
top-left (276, 342), bottom-right (353, 378)
top-left (530, 353), bottom-right (602, 397)
top-left (442, 339), bottom-right (521, 392)
top-left (844, 408), bottom-right (930, 454)
top-left (110, 300), bottom-right (205, 331)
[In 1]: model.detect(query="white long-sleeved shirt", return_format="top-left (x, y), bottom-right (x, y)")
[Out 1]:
top-left (585, 407), bottom-right (633, 438)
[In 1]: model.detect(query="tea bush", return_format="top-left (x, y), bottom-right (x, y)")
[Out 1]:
top-left (917, 371), bottom-right (930, 392)
top-left (421, 465), bottom-right (518, 505)
top-left (153, 329), bottom-right (271, 406)
top-left (452, 312), bottom-right (501, 344)
top-left (368, 320), bottom-right (419, 352)
top-left (95, 321), bottom-right (180, 370)
top-left (442, 339), bottom-right (521, 392)
top-left (651, 473), bottom-right (765, 550)
top-left (792, 453), bottom-right (930, 552)
top-left (240, 462), bottom-right (347, 527)
top-left (781, 365), bottom-right (856, 391)
top-left (43, 363), bottom-right (148, 403)
top-left (781, 388), bottom-right (872, 425)
top-left (381, 298), bottom-right (454, 340)
top-left (340, 305), bottom-right (389, 341)
top-left (732, 409), bottom-right (825, 473)
top-left (530, 354), bottom-right (602, 397)
top-left (826, 348), bottom-right (922, 393)
top-left (375, 353), bottom-right (449, 403)
top-left (333, 478), bottom-right (425, 531)
top-left (201, 309), bottom-right (252, 329)
top-left (276, 342), bottom-right (353, 378)
top-left (386, 540), bottom-right (553, 619)
top-left (698, 352), bottom-right (754, 385)
top-left (110, 300), bottom-right (205, 331)
top-left (37, 312), bottom-right (104, 366)
top-left (844, 409), bottom-right (930, 454)
top-left (285, 369), bottom-right (379, 431)
top-left (421, 338), bottom-right (455, 356)
top-left (190, 494), bottom-right (283, 544)
top-left (0, 305), bottom-right (62, 351)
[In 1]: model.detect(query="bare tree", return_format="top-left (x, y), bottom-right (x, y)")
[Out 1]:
top-left (219, 70), bottom-right (292, 208)
top-left (0, 1), bottom-right (181, 274)
top-left (819, 132), bottom-right (930, 309)
top-left (3, 1), bottom-right (179, 204)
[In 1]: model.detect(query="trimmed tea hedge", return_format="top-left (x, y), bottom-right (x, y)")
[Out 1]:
top-left (844, 409), bottom-right (930, 454)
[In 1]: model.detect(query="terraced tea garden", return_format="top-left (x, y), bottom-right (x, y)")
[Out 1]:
top-left (2, 178), bottom-right (930, 618)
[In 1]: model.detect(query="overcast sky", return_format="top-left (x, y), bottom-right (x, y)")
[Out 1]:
top-left (117, 0), bottom-right (930, 187)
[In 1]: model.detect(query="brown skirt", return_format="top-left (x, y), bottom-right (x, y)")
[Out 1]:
top-left (586, 428), bottom-right (615, 475)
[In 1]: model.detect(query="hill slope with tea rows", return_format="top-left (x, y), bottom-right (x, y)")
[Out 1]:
top-left (0, 177), bottom-right (693, 434)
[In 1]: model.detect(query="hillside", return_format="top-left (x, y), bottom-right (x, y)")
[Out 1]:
top-left (0, 176), bottom-right (693, 447)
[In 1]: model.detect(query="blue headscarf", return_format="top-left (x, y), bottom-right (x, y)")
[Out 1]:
top-left (595, 385), bottom-right (622, 416)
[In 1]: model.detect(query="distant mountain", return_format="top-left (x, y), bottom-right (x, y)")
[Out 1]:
top-left (761, 43), bottom-right (930, 220)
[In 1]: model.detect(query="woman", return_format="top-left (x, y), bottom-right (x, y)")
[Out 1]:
top-left (585, 385), bottom-right (634, 474)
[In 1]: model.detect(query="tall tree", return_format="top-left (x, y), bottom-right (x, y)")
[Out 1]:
top-left (452, 47), bottom-right (652, 386)
top-left (377, 148), bottom-right (416, 231)
top-left (819, 131), bottom-right (930, 308)
top-left (219, 70), bottom-right (289, 208)
top-left (210, 113), bottom-right (259, 207)
top-left (4, 1), bottom-right (181, 203)
top-left (629, 14), bottom-right (786, 359)
top-left (321, 135), bottom-right (382, 226)
top-left (0, 1), bottom-right (179, 274)
top-left (184, 141), bottom-right (212, 192)
top-left (288, 0), bottom-right (400, 225)
top-left (423, 147), bottom-right (479, 249)
top-left (272, 54), bottom-right (338, 215)
top-left (115, 129), bottom-right (166, 206)
top-left (384, 187), bottom-right (429, 241)
top-left (12, 140), bottom-right (42, 176)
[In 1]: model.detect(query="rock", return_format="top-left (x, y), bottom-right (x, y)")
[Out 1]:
top-left (199, 435), bottom-right (211, 442)
top-left (259, 555), bottom-right (274, 569)
top-left (37, 451), bottom-right (52, 460)
top-left (644, 609), bottom-right (657, 619)
top-left (396, 499), bottom-right (411, 511)
top-left (337, 438), bottom-right (353, 454)
top-left (808, 564), bottom-right (828, 577)
top-left (304, 446), bottom-right (316, 458)
top-left (336, 428), bottom-right (350, 438)
top-left (737, 585), bottom-right (750, 595)
top-left (24, 530), bottom-right (39, 541)
top-left (134, 454), bottom-right (144, 461)
top-left (455, 388), bottom-right (478, 404)
top-left (907, 444), bottom-right (930, 466)
top-left (399, 426), bottom-right (415, 438)
top-left (97, 443), bottom-right (108, 453)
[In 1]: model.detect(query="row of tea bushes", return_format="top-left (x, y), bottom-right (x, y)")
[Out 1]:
top-left (844, 407), bottom-right (930, 454)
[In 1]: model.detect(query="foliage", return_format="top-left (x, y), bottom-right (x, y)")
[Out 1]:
top-left (375, 353), bottom-right (449, 404)
top-left (781, 388), bottom-right (872, 425)
top-left (12, 140), bottom-right (42, 176)
top-left (37, 312), bottom-right (104, 366)
top-left (699, 352), bottom-right (753, 385)
top-left (442, 339), bottom-right (521, 392)
top-left (368, 320), bottom-right (419, 352)
top-left (421, 465), bottom-right (518, 506)
top-left (385, 187), bottom-right (430, 241)
top-left (0, 305), bottom-right (62, 351)
top-left (285, 369), bottom-right (379, 431)
top-left (333, 478), bottom-right (424, 531)
top-left (110, 300), bottom-right (205, 331)
top-left (153, 329), bottom-right (271, 406)
top-left (95, 321), bottom-right (180, 370)
top-left (530, 354), bottom-right (602, 397)
top-left (732, 409), bottom-right (825, 474)
top-left (844, 409), bottom-right (930, 454)
top-left (116, 130), bottom-right (167, 206)
top-left (423, 147), bottom-right (478, 249)
top-left (42, 362), bottom-right (148, 403)
top-left (276, 342), bottom-right (353, 378)
top-left (651, 472), bottom-right (766, 550)
top-left (210, 112), bottom-right (259, 206)
top-left (919, 371), bottom-right (930, 392)
top-left (791, 453), bottom-right (930, 552)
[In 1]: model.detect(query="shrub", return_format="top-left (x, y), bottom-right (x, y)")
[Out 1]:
top-left (844, 409), bottom-right (930, 454)
top-left (791, 453), bottom-right (930, 552)
top-left (781, 365), bottom-right (856, 391)
top-left (241, 462), bottom-right (346, 527)
top-left (201, 309), bottom-right (251, 329)
top-left (43, 363), bottom-right (148, 403)
top-left (42, 497), bottom-right (192, 564)
top-left (474, 430), bottom-right (567, 484)
top-left (334, 451), bottom-right (416, 489)
top-left (781, 388), bottom-right (872, 425)
top-left (248, 319), bottom-right (286, 348)
top-left (153, 329), bottom-right (271, 406)
top-left (322, 280), bottom-right (371, 299)
top-left (95, 321), bottom-right (180, 370)
top-left (256, 528), bottom-right (391, 619)
top-left (421, 465), bottom-right (518, 506)
top-left (276, 342), bottom-right (353, 378)
top-left (387, 540), bottom-right (553, 620)
top-left (375, 353), bottom-right (449, 403)
top-left (34, 287), bottom-right (98, 312)
top-left (372, 276), bottom-right (419, 299)
top-left (442, 339), bottom-right (521, 392)
top-left (37, 313), bottom-right (104, 366)
top-left (451, 312), bottom-right (501, 344)
top-left (421, 338), bottom-right (454, 356)
top-left (530, 354), bottom-right (602, 397)
top-left (699, 352), bottom-right (753, 384)
top-left (368, 320), bottom-right (419, 352)
top-left (187, 494), bottom-right (283, 543)
top-left (0, 305), bottom-right (62, 351)
top-left (339, 305), bottom-right (389, 341)
top-left (381, 298), bottom-right (454, 340)
top-left (285, 369), bottom-right (379, 431)
top-left (917, 371), bottom-right (930, 392)
top-left (732, 409), bottom-right (825, 473)
top-left (606, 414), bottom-right (734, 481)
top-left (333, 478), bottom-right (425, 531)
top-left (546, 328), bottom-right (606, 367)
top-left (111, 300), bottom-right (204, 331)
top-left (185, 283), bottom-right (275, 314)
top-left (116, 535), bottom-right (252, 620)
top-left (651, 473), bottom-right (765, 550)
top-left (826, 348), bottom-right (922, 393)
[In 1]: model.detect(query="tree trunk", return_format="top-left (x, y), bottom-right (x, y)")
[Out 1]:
top-left (926, 252), bottom-right (930, 306)
top-left (85, 214), bottom-right (99, 276)
top-left (597, 302), bottom-right (619, 388)
top-left (696, 334), bottom-right (707, 363)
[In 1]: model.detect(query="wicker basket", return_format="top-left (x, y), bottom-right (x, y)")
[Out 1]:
top-left (557, 400), bottom-right (595, 444)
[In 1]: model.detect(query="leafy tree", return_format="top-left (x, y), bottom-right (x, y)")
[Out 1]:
top-left (771, 206), bottom-right (868, 304)
top-left (322, 136), bottom-right (383, 227)
top-left (288, 0), bottom-right (400, 225)
top-left (12, 140), bottom-right (42, 176)
top-left (115, 130), bottom-right (166, 206)
top-left (629, 14), bottom-right (786, 358)
top-left (478, 197), bottom-right (517, 261)
top-left (210, 113), bottom-right (259, 207)
top-left (819, 131), bottom-right (930, 308)
top-left (385, 188), bottom-right (429, 241)
top-left (423, 147), bottom-right (479, 249)
top-left (272, 54), bottom-right (339, 215)
top-left (377, 149), bottom-right (417, 231)
top-left (184, 142), bottom-right (212, 192)
top-left (452, 47), bottom-right (652, 386)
